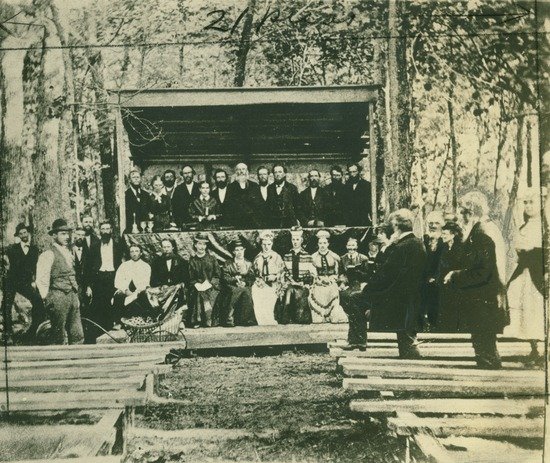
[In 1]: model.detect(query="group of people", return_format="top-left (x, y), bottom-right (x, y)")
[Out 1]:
top-left (340, 189), bottom-right (544, 369)
top-left (125, 162), bottom-right (372, 232)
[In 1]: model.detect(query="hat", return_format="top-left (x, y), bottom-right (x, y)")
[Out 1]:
top-left (14, 223), bottom-right (31, 236)
top-left (48, 218), bottom-right (73, 235)
top-left (290, 226), bottom-right (303, 239)
top-left (316, 230), bottom-right (330, 240)
top-left (259, 230), bottom-right (274, 242)
top-left (193, 232), bottom-right (210, 243)
top-left (230, 239), bottom-right (245, 251)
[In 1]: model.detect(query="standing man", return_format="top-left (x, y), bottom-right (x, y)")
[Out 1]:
top-left (324, 166), bottom-right (346, 226)
top-left (72, 227), bottom-right (91, 330)
top-left (211, 169), bottom-right (232, 226)
top-left (257, 166), bottom-right (271, 228)
top-left (172, 165), bottom-right (200, 226)
top-left (125, 170), bottom-right (150, 233)
top-left (88, 221), bottom-right (124, 341)
top-left (1, 223), bottom-right (44, 343)
top-left (267, 164), bottom-right (299, 228)
top-left (81, 215), bottom-right (100, 253)
top-left (298, 169), bottom-right (328, 227)
top-left (227, 163), bottom-right (261, 229)
top-left (35, 219), bottom-right (83, 345)
top-left (161, 169), bottom-right (178, 224)
top-left (344, 163), bottom-right (372, 226)
top-left (443, 192), bottom-right (507, 369)
top-left (360, 210), bottom-right (426, 358)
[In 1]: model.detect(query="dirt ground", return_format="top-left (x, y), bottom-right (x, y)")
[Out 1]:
top-left (126, 350), bottom-right (404, 462)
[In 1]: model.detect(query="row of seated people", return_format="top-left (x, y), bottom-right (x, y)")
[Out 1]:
top-left (117, 229), bottom-right (382, 329)
top-left (125, 162), bottom-right (373, 232)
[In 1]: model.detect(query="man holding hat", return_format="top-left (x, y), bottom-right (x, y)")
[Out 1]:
top-left (35, 219), bottom-right (84, 345)
top-left (1, 223), bottom-right (44, 343)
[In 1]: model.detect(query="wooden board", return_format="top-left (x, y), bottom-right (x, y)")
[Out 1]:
top-left (337, 357), bottom-right (525, 369)
top-left (349, 398), bottom-right (544, 415)
top-left (387, 415), bottom-right (544, 438)
top-left (2, 376), bottom-right (145, 393)
top-left (343, 377), bottom-right (544, 396)
top-left (4, 354), bottom-right (167, 370)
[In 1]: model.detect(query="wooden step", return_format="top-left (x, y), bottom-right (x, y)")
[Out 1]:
top-left (338, 357), bottom-right (525, 369)
top-left (3, 354), bottom-right (167, 370)
top-left (1, 375), bottom-right (145, 393)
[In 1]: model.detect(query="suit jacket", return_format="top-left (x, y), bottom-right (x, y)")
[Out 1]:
top-left (72, 245), bottom-right (87, 288)
top-left (227, 180), bottom-right (262, 229)
top-left (150, 254), bottom-right (190, 287)
top-left (298, 187), bottom-right (329, 226)
top-left (267, 181), bottom-right (300, 228)
top-left (212, 187), bottom-right (233, 226)
top-left (4, 242), bottom-right (39, 287)
top-left (324, 181), bottom-right (346, 226)
top-left (344, 179), bottom-right (372, 226)
top-left (172, 182), bottom-right (201, 226)
top-left (125, 186), bottom-right (150, 232)
top-left (257, 184), bottom-right (271, 228)
top-left (88, 238), bottom-right (125, 280)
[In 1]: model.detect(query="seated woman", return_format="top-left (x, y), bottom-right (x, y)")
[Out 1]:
top-left (187, 233), bottom-right (221, 328)
top-left (189, 181), bottom-right (221, 228)
top-left (113, 244), bottom-right (152, 322)
top-left (309, 230), bottom-right (347, 323)
top-left (149, 175), bottom-right (171, 232)
top-left (252, 231), bottom-right (285, 325)
top-left (214, 239), bottom-right (257, 327)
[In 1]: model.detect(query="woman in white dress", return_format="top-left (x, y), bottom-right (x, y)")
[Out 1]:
top-left (506, 189), bottom-right (544, 361)
top-left (309, 230), bottom-right (348, 323)
top-left (252, 231), bottom-right (285, 325)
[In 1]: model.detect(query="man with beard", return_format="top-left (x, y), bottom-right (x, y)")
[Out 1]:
top-left (211, 169), bottom-right (232, 226)
top-left (172, 165), bottom-right (200, 226)
top-left (36, 219), bottom-right (84, 345)
top-left (298, 169), bottom-right (329, 227)
top-left (124, 170), bottom-right (150, 233)
top-left (257, 166), bottom-right (271, 228)
top-left (324, 165), bottom-right (346, 226)
top-left (227, 163), bottom-right (261, 229)
top-left (81, 215), bottom-right (100, 253)
top-left (150, 238), bottom-right (189, 287)
top-left (267, 164), bottom-right (299, 228)
top-left (160, 169), bottom-right (178, 225)
top-left (87, 221), bottom-right (124, 341)
top-left (1, 223), bottom-right (44, 343)
top-left (72, 227), bottom-right (91, 336)
top-left (421, 211), bottom-right (445, 329)
top-left (343, 163), bottom-right (372, 226)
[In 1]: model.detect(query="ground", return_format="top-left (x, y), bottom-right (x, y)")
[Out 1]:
top-left (126, 349), bottom-right (404, 462)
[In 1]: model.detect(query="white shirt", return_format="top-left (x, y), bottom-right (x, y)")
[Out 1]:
top-left (353, 183), bottom-right (358, 191)
top-left (260, 185), bottom-right (268, 201)
top-left (217, 187), bottom-right (227, 204)
top-left (86, 236), bottom-right (91, 248)
top-left (276, 181), bottom-right (285, 195)
top-left (36, 243), bottom-right (74, 299)
top-left (130, 186), bottom-right (142, 201)
top-left (186, 182), bottom-right (194, 195)
top-left (114, 259), bottom-right (151, 293)
top-left (99, 240), bottom-right (115, 272)
top-left (310, 187), bottom-right (317, 200)
top-left (74, 246), bottom-right (83, 262)
top-left (20, 242), bottom-right (30, 255)
top-left (166, 259), bottom-right (172, 272)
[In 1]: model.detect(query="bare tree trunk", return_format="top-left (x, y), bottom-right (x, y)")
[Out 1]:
top-left (234, 0), bottom-right (256, 87)
top-left (448, 97), bottom-right (458, 211)
top-left (493, 99), bottom-right (507, 197)
top-left (385, 0), bottom-right (412, 209)
top-left (503, 115), bottom-right (525, 233)
top-left (526, 120), bottom-right (532, 187)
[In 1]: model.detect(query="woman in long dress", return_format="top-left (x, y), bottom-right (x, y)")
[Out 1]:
top-left (148, 175), bottom-right (170, 232)
top-left (252, 231), bottom-right (284, 325)
top-left (189, 181), bottom-right (221, 228)
top-left (505, 189), bottom-right (544, 361)
top-left (187, 233), bottom-right (221, 328)
top-left (309, 230), bottom-right (347, 323)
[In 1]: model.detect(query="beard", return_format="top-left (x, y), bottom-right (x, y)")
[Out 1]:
top-left (274, 177), bottom-right (285, 185)
top-left (75, 238), bottom-right (85, 247)
top-left (258, 179), bottom-right (268, 186)
top-left (100, 233), bottom-right (112, 243)
top-left (216, 180), bottom-right (227, 188)
top-left (163, 179), bottom-right (175, 188)
top-left (310, 180), bottom-right (319, 188)
top-left (349, 175), bottom-right (359, 184)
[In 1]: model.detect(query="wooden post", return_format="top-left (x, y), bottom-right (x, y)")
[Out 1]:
top-left (115, 108), bottom-right (126, 233)
top-left (369, 103), bottom-right (378, 226)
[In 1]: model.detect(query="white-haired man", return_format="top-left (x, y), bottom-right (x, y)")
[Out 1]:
top-left (227, 163), bottom-right (261, 229)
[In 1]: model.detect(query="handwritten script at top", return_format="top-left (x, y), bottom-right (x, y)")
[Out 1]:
top-left (203, 5), bottom-right (357, 35)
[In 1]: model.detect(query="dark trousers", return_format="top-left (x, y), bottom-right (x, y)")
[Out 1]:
top-left (45, 289), bottom-right (84, 345)
top-left (1, 282), bottom-right (45, 338)
top-left (397, 330), bottom-right (421, 359)
top-left (89, 271), bottom-right (115, 343)
top-left (342, 289), bottom-right (368, 347)
top-left (471, 332), bottom-right (502, 369)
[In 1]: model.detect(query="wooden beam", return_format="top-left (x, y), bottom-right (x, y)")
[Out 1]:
top-left (343, 377), bottom-right (545, 395)
top-left (109, 85), bottom-right (380, 107)
top-left (387, 416), bottom-right (544, 438)
top-left (4, 354), bottom-right (167, 370)
top-left (338, 357), bottom-right (525, 369)
top-left (412, 433), bottom-right (454, 462)
top-left (350, 398), bottom-right (544, 415)
top-left (2, 376), bottom-right (145, 393)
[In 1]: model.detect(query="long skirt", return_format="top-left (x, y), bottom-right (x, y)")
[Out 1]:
top-left (251, 283), bottom-right (279, 325)
top-left (308, 282), bottom-right (347, 323)
top-left (505, 268), bottom-right (545, 340)
top-left (188, 287), bottom-right (219, 327)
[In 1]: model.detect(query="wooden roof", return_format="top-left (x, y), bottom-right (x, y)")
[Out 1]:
top-left (109, 86), bottom-right (378, 163)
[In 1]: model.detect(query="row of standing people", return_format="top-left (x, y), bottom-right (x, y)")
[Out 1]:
top-left (125, 163), bottom-right (372, 232)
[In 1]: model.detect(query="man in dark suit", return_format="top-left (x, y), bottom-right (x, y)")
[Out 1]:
top-left (150, 238), bottom-right (190, 287)
top-left (172, 165), bottom-right (200, 226)
top-left (256, 166), bottom-right (271, 228)
top-left (211, 169), bottom-right (232, 226)
top-left (87, 221), bottom-right (125, 342)
top-left (1, 223), bottom-right (44, 343)
top-left (325, 165), bottom-right (346, 226)
top-left (359, 209), bottom-right (426, 358)
top-left (81, 215), bottom-right (100, 253)
top-left (227, 163), bottom-right (261, 229)
top-left (267, 164), bottom-right (299, 228)
top-left (298, 169), bottom-right (328, 227)
top-left (72, 226), bottom-right (92, 340)
top-left (124, 170), bottom-right (150, 233)
top-left (344, 163), bottom-right (372, 226)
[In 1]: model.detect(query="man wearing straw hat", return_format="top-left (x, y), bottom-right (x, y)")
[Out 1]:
top-left (35, 219), bottom-right (84, 345)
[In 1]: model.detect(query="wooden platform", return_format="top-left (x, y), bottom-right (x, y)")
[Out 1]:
top-left (332, 337), bottom-right (545, 462)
